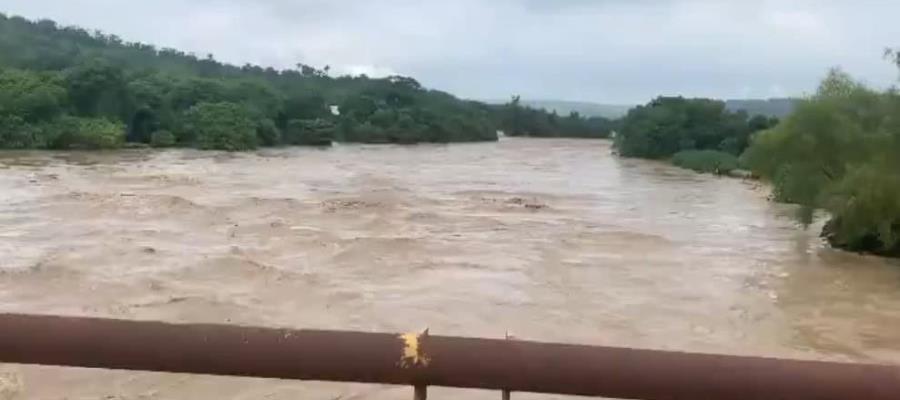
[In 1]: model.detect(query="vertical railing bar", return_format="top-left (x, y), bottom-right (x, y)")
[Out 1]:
top-left (414, 328), bottom-right (429, 400)
top-left (414, 385), bottom-right (427, 400)
top-left (502, 331), bottom-right (513, 400)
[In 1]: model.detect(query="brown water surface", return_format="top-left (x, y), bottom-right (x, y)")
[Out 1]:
top-left (1, 139), bottom-right (898, 399)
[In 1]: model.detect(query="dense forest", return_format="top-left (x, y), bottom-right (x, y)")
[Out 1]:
top-left (613, 96), bottom-right (778, 173)
top-left (744, 67), bottom-right (900, 256)
top-left (0, 13), bottom-right (614, 150)
top-left (0, 13), bottom-right (497, 150)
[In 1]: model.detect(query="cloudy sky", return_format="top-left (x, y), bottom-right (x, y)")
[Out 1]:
top-left (3, 0), bottom-right (898, 103)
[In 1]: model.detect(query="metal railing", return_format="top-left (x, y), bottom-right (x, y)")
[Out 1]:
top-left (1, 313), bottom-right (898, 399)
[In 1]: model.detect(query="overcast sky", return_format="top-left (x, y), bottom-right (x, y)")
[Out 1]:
top-left (3, 0), bottom-right (898, 103)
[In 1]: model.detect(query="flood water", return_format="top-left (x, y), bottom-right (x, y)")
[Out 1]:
top-left (1, 138), bottom-right (899, 399)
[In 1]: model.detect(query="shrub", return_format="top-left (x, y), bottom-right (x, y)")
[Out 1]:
top-left (671, 150), bottom-right (740, 174)
top-left (48, 116), bottom-right (125, 149)
top-left (0, 68), bottom-right (67, 123)
top-left (0, 114), bottom-right (36, 149)
top-left (343, 120), bottom-right (387, 143)
top-left (615, 97), bottom-right (775, 159)
top-left (150, 130), bottom-right (176, 147)
top-left (255, 118), bottom-right (281, 146)
top-left (181, 102), bottom-right (257, 151)
top-left (284, 119), bottom-right (335, 146)
top-left (745, 69), bottom-right (900, 255)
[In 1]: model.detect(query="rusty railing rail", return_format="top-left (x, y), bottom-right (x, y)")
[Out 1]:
top-left (0, 313), bottom-right (898, 399)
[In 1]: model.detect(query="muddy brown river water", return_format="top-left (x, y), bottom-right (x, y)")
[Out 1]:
top-left (1, 138), bottom-right (899, 399)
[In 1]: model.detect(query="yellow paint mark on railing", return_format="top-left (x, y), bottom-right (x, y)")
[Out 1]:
top-left (398, 330), bottom-right (430, 368)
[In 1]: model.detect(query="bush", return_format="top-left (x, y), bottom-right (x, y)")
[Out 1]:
top-left (615, 97), bottom-right (776, 159)
top-left (745, 69), bottom-right (900, 255)
top-left (255, 118), bottom-right (281, 146)
top-left (0, 114), bottom-right (36, 148)
top-left (821, 165), bottom-right (900, 255)
top-left (48, 116), bottom-right (125, 149)
top-left (342, 120), bottom-right (387, 143)
top-left (181, 102), bottom-right (257, 151)
top-left (284, 119), bottom-right (334, 146)
top-left (671, 150), bottom-right (740, 174)
top-left (0, 68), bottom-right (67, 123)
top-left (150, 130), bottom-right (175, 147)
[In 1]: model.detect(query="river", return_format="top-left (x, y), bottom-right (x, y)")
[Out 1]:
top-left (1, 138), bottom-right (899, 399)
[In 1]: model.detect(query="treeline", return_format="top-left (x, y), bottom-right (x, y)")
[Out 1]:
top-left (725, 98), bottom-right (797, 119)
top-left (611, 64), bottom-right (900, 257)
top-left (499, 96), bottom-right (617, 138)
top-left (0, 13), bottom-right (497, 150)
top-left (613, 96), bottom-right (778, 173)
top-left (744, 69), bottom-right (900, 256)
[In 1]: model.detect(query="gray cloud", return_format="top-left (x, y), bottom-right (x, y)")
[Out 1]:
top-left (2, 0), bottom-right (898, 103)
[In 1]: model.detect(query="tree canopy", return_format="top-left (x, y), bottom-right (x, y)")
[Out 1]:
top-left (744, 69), bottom-right (900, 256)
top-left (181, 102), bottom-right (257, 151)
top-left (0, 12), bottom-right (501, 150)
top-left (614, 96), bottom-right (778, 160)
top-left (499, 95), bottom-right (617, 138)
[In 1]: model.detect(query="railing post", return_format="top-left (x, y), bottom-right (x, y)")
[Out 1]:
top-left (408, 328), bottom-right (429, 400)
top-left (414, 385), bottom-right (427, 400)
top-left (502, 331), bottom-right (513, 400)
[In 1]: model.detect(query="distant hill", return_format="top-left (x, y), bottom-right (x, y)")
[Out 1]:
top-left (482, 99), bottom-right (632, 119)
top-left (519, 100), bottom-right (632, 119)
top-left (725, 98), bottom-right (798, 119)
top-left (484, 98), bottom-right (799, 120)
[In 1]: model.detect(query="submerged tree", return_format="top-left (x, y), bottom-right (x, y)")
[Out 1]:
top-left (744, 68), bottom-right (900, 255)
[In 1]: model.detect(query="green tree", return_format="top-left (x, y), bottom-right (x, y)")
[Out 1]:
top-left (283, 94), bottom-right (327, 121)
top-left (48, 116), bottom-right (126, 149)
top-left (150, 130), bottom-right (175, 147)
top-left (168, 77), bottom-right (229, 112)
top-left (507, 95), bottom-right (523, 135)
top-left (615, 97), bottom-right (766, 159)
top-left (227, 79), bottom-right (284, 119)
top-left (340, 95), bottom-right (378, 121)
top-left (0, 13), bottom-right (504, 148)
top-left (500, 96), bottom-right (614, 139)
top-left (744, 68), bottom-right (900, 255)
top-left (64, 59), bottom-right (128, 119)
top-left (255, 118), bottom-right (281, 146)
top-left (0, 68), bottom-right (67, 122)
top-left (124, 74), bottom-right (172, 143)
top-left (671, 150), bottom-right (740, 174)
top-left (283, 119), bottom-right (335, 146)
top-left (0, 114), bottom-right (36, 148)
top-left (181, 102), bottom-right (257, 151)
